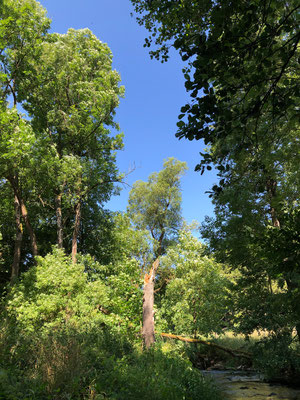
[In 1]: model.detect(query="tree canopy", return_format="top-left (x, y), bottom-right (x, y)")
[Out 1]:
top-left (128, 157), bottom-right (187, 257)
top-left (0, 0), bottom-right (124, 280)
top-left (131, 0), bottom-right (299, 173)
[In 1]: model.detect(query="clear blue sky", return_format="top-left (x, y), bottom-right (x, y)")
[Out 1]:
top-left (39, 0), bottom-right (218, 225)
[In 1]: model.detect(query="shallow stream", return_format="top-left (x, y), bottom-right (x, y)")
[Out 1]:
top-left (202, 370), bottom-right (300, 400)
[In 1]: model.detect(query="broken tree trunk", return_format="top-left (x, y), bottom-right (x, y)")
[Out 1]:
top-left (72, 199), bottom-right (81, 264)
top-left (142, 258), bottom-right (160, 348)
top-left (158, 332), bottom-right (252, 359)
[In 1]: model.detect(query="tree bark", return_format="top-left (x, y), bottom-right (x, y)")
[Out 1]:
top-left (55, 192), bottom-right (64, 249)
top-left (11, 194), bottom-right (22, 283)
top-left (142, 258), bottom-right (159, 348)
top-left (72, 199), bottom-right (81, 263)
top-left (19, 198), bottom-right (38, 257)
top-left (266, 178), bottom-right (280, 228)
top-left (7, 175), bottom-right (38, 258)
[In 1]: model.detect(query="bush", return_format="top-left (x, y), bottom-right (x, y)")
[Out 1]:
top-left (253, 333), bottom-right (300, 384)
top-left (0, 248), bottom-right (220, 399)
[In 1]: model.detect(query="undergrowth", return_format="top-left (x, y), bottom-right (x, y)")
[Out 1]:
top-left (0, 325), bottom-right (221, 400)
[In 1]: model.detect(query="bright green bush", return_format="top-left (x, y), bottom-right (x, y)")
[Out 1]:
top-left (5, 247), bottom-right (142, 336)
top-left (158, 229), bottom-right (232, 336)
top-left (5, 248), bottom-right (111, 334)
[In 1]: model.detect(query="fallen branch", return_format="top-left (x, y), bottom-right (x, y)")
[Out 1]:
top-left (157, 332), bottom-right (252, 359)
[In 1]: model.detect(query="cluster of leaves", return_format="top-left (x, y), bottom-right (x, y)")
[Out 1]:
top-left (158, 228), bottom-right (232, 336)
top-left (128, 158), bottom-right (187, 257)
top-left (131, 0), bottom-right (299, 168)
top-left (253, 333), bottom-right (300, 383)
top-left (0, 151), bottom-right (232, 397)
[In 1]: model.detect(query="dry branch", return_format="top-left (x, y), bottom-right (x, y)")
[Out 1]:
top-left (157, 332), bottom-right (252, 359)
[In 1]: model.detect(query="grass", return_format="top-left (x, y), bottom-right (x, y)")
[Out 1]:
top-left (0, 326), bottom-right (222, 400)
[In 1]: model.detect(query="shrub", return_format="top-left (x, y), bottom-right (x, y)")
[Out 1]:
top-left (0, 248), bottom-right (220, 399)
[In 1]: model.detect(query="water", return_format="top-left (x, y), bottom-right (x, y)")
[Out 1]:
top-left (202, 370), bottom-right (300, 400)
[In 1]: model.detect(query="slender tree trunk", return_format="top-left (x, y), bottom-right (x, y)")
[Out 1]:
top-left (72, 199), bottom-right (81, 263)
top-left (19, 198), bottom-right (38, 257)
top-left (7, 175), bottom-right (38, 257)
top-left (11, 195), bottom-right (22, 283)
top-left (142, 258), bottom-right (159, 348)
top-left (55, 192), bottom-right (63, 248)
top-left (266, 178), bottom-right (280, 228)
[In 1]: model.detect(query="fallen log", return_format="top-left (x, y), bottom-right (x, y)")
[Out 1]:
top-left (157, 332), bottom-right (252, 359)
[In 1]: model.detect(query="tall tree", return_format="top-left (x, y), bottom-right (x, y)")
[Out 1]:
top-left (0, 0), bottom-right (50, 274)
top-left (131, 0), bottom-right (300, 341)
top-left (18, 28), bottom-right (124, 261)
top-left (128, 158), bottom-right (187, 347)
top-left (0, 0), bottom-right (124, 285)
top-left (0, 108), bottom-right (40, 262)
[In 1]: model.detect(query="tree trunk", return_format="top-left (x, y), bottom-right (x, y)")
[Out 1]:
top-left (72, 199), bottom-right (81, 263)
top-left (11, 195), bottom-right (22, 283)
top-left (7, 175), bottom-right (38, 258)
top-left (55, 192), bottom-right (63, 248)
top-left (266, 178), bottom-right (280, 228)
top-left (19, 198), bottom-right (38, 257)
top-left (142, 258), bottom-right (159, 348)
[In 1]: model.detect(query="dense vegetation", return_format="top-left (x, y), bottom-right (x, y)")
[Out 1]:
top-left (0, 0), bottom-right (299, 398)
top-left (131, 0), bottom-right (300, 382)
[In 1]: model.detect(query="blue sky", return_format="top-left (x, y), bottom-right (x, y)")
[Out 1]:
top-left (39, 0), bottom-right (218, 225)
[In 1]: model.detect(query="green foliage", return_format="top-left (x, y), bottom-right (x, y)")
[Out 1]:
top-left (109, 212), bottom-right (153, 267)
top-left (253, 333), bottom-right (300, 383)
top-left (201, 196), bottom-right (300, 336)
top-left (131, 0), bottom-right (299, 172)
top-left (131, 1), bottom-right (300, 350)
top-left (0, 336), bottom-right (221, 400)
top-left (130, 5), bottom-right (300, 380)
top-left (0, 0), bottom-right (125, 283)
top-left (128, 158), bottom-right (187, 256)
top-left (5, 248), bottom-right (110, 334)
top-left (0, 183), bottom-right (14, 288)
top-left (0, 0), bottom-right (50, 102)
top-left (5, 247), bottom-right (143, 337)
top-left (1, 0), bottom-right (299, 394)
top-left (94, 347), bottom-right (221, 400)
top-left (158, 228), bottom-right (232, 336)
top-left (0, 108), bottom-right (35, 169)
